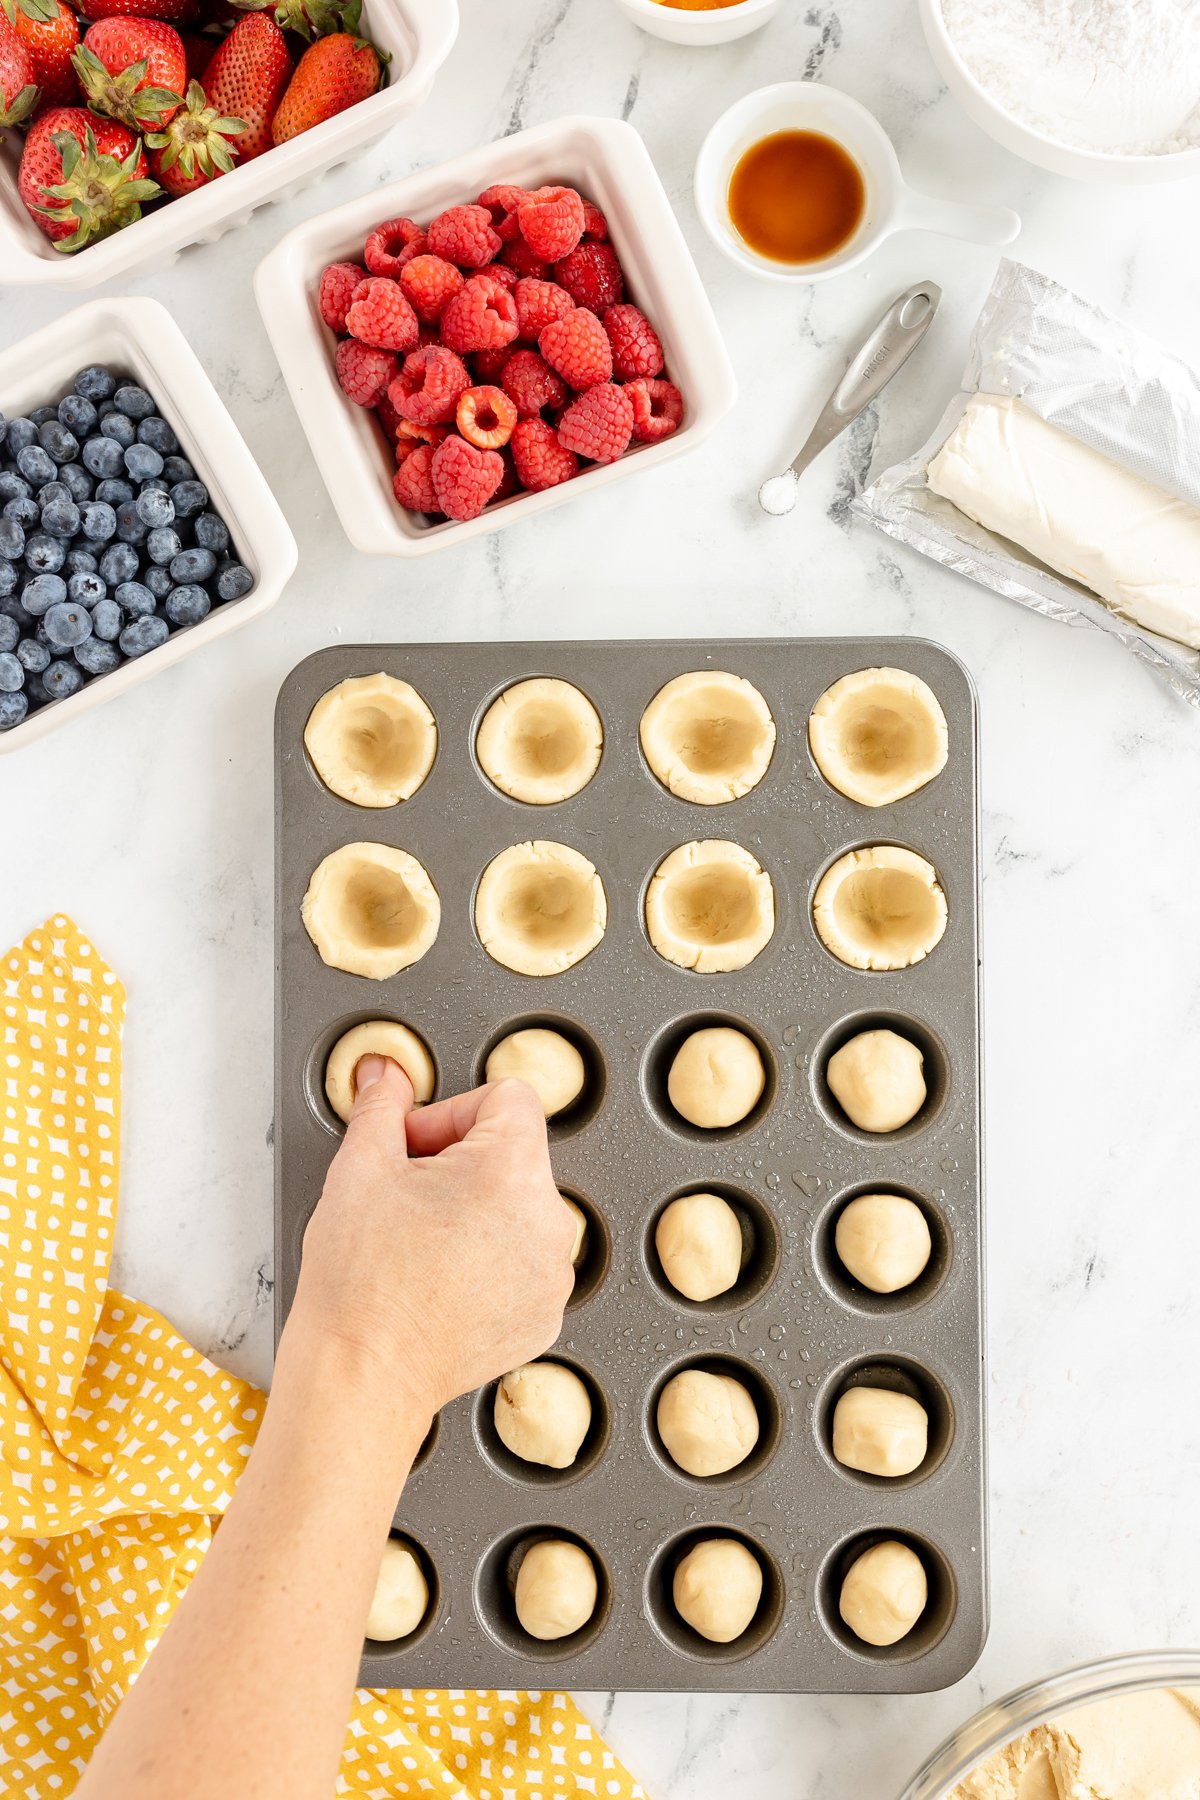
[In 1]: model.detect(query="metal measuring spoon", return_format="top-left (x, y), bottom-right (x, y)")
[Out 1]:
top-left (757, 280), bottom-right (941, 516)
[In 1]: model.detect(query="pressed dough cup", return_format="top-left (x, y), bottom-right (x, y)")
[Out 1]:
top-left (646, 839), bottom-right (775, 972)
top-left (640, 670), bottom-right (776, 804)
top-left (305, 673), bottom-right (438, 808)
top-left (302, 842), bottom-right (441, 979)
top-left (325, 1019), bottom-right (436, 1121)
top-left (809, 667), bottom-right (948, 807)
top-left (477, 678), bottom-right (603, 805)
top-left (475, 841), bottom-right (607, 976)
top-left (814, 845), bottom-right (948, 971)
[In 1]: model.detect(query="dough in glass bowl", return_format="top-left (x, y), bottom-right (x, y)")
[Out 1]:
top-left (302, 842), bottom-right (440, 979)
top-left (305, 673), bottom-right (437, 808)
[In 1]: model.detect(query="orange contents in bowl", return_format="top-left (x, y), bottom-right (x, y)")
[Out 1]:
top-left (654, 0), bottom-right (745, 9)
top-left (728, 129), bottom-right (865, 263)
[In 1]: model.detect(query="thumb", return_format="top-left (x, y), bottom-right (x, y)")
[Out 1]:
top-left (345, 1055), bottom-right (415, 1159)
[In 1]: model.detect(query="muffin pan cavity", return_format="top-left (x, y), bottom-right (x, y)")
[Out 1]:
top-left (275, 637), bottom-right (983, 1694)
top-left (814, 1185), bottom-right (951, 1316)
top-left (475, 1014), bottom-right (607, 1139)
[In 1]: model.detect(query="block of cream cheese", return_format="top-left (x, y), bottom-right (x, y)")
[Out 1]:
top-left (948, 1685), bottom-right (1200, 1800)
top-left (926, 395), bottom-right (1200, 651)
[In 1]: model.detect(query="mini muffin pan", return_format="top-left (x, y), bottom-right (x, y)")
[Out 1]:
top-left (273, 637), bottom-right (984, 1693)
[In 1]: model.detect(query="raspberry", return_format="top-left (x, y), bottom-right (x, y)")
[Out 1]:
top-left (493, 448), bottom-right (519, 501)
top-left (581, 199), bottom-right (608, 240)
top-left (378, 393), bottom-right (404, 440)
top-left (515, 277), bottom-right (574, 343)
top-left (486, 262), bottom-right (518, 291)
top-left (517, 185), bottom-right (585, 261)
top-left (393, 441), bottom-right (441, 514)
top-left (558, 383), bottom-right (634, 463)
top-left (318, 261), bottom-right (365, 332)
top-left (472, 345), bottom-right (513, 383)
top-left (399, 254), bottom-right (464, 323)
top-left (427, 203), bottom-right (502, 269)
top-left (510, 418), bottom-right (578, 492)
top-left (397, 419), bottom-right (452, 447)
top-left (345, 277), bottom-right (420, 354)
top-left (478, 181), bottom-right (528, 244)
top-left (603, 303), bottom-right (664, 381)
top-left (365, 216), bottom-right (424, 278)
top-left (500, 237), bottom-right (550, 280)
top-left (627, 378), bottom-right (684, 443)
top-left (335, 338), bottom-right (398, 408)
top-left (501, 349), bottom-right (567, 419)
top-left (431, 435), bottom-right (504, 521)
top-left (440, 273), bottom-right (519, 355)
top-left (554, 241), bottom-right (624, 311)
top-left (539, 307), bottom-right (612, 391)
top-left (388, 345), bottom-right (471, 426)
top-left (456, 384), bottom-right (518, 450)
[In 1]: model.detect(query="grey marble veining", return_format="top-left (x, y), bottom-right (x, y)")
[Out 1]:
top-left (2, 0), bottom-right (1200, 1794)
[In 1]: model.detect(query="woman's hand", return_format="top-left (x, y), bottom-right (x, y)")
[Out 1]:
top-left (291, 1058), bottom-right (577, 1433)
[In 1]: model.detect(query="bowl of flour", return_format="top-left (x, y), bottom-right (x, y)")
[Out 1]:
top-left (919, 0), bottom-right (1200, 181)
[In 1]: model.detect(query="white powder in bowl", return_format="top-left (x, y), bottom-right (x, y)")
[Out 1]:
top-left (940, 0), bottom-right (1200, 156)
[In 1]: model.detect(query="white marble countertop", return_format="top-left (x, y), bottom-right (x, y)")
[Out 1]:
top-left (4, 1), bottom-right (1200, 1794)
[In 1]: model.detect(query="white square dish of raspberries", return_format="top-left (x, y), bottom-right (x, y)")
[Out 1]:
top-left (254, 115), bottom-right (737, 554)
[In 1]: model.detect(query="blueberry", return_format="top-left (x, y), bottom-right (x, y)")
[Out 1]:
top-left (0, 594), bottom-right (33, 632)
top-left (115, 580), bottom-right (155, 618)
top-left (43, 600), bottom-right (92, 649)
top-left (113, 384), bottom-right (155, 421)
top-left (116, 500), bottom-right (149, 545)
top-left (146, 525), bottom-right (181, 565)
top-left (68, 570), bottom-right (106, 607)
top-left (6, 418), bottom-right (37, 455)
top-left (42, 659), bottom-right (84, 699)
top-left (17, 637), bottom-right (50, 673)
top-left (0, 560), bottom-right (16, 597)
top-left (38, 420), bottom-right (78, 464)
top-left (41, 497), bottom-right (80, 540)
top-left (22, 573), bottom-right (67, 616)
top-left (140, 477), bottom-right (170, 493)
top-left (74, 365), bottom-right (117, 402)
top-left (119, 615), bottom-right (168, 658)
top-left (171, 546), bottom-right (217, 584)
top-left (23, 672), bottom-right (50, 708)
top-left (0, 691), bottom-right (27, 730)
top-left (99, 542), bottom-right (139, 586)
top-left (83, 437), bottom-right (124, 480)
top-left (91, 598), bottom-right (122, 641)
top-left (17, 444), bottom-right (57, 486)
top-left (95, 478), bottom-right (134, 507)
top-left (138, 416), bottom-right (178, 456)
top-left (215, 562), bottom-right (254, 602)
top-left (58, 393), bottom-right (98, 437)
top-left (100, 411), bottom-right (136, 449)
top-left (29, 405), bottom-right (57, 428)
top-left (124, 441), bottom-right (163, 482)
top-left (74, 637), bottom-right (121, 676)
top-left (143, 563), bottom-right (172, 600)
top-left (38, 481), bottom-right (71, 507)
top-left (0, 472), bottom-right (30, 503)
top-left (80, 501), bottom-right (117, 542)
top-left (66, 548), bottom-right (98, 576)
top-left (164, 582), bottom-right (211, 626)
top-left (0, 650), bottom-right (23, 691)
top-left (0, 517), bottom-right (24, 561)
top-left (4, 496), bottom-right (39, 530)
top-left (169, 479), bottom-right (209, 519)
top-left (25, 532), bottom-right (66, 575)
top-left (162, 456), bottom-right (195, 484)
top-left (0, 615), bottom-right (17, 653)
top-left (57, 462), bottom-right (94, 503)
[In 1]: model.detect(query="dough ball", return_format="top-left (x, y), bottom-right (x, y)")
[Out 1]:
top-left (826, 1029), bottom-right (926, 1134)
top-left (485, 1027), bottom-right (586, 1119)
top-left (838, 1540), bottom-right (928, 1646)
top-left (304, 673), bottom-right (437, 808)
top-left (477, 677), bottom-right (603, 805)
top-left (835, 1193), bottom-right (932, 1294)
top-left (325, 1020), bottom-right (435, 1123)
top-left (475, 841), bottom-right (606, 977)
top-left (809, 667), bottom-right (948, 808)
top-left (645, 839), bottom-right (774, 973)
top-left (656, 1367), bottom-right (760, 1477)
top-left (561, 1194), bottom-right (588, 1264)
top-left (813, 845), bottom-right (947, 971)
top-left (673, 1537), bottom-right (763, 1644)
top-left (514, 1539), bottom-right (599, 1640)
top-left (302, 842), bottom-right (440, 980)
top-left (494, 1362), bottom-right (592, 1469)
top-left (366, 1538), bottom-right (429, 1641)
top-left (667, 1027), bottom-right (766, 1130)
top-left (655, 1192), bottom-right (743, 1302)
top-left (640, 671), bottom-right (776, 805)
top-left (832, 1385), bottom-right (928, 1479)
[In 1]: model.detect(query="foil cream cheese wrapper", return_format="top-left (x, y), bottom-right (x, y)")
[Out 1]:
top-left (854, 259), bottom-right (1200, 707)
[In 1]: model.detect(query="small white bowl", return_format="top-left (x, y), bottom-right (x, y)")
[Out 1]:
top-left (254, 115), bottom-right (737, 558)
top-left (0, 0), bottom-right (458, 289)
top-left (609, 0), bottom-right (780, 47)
top-left (695, 83), bottom-right (1020, 281)
top-left (919, 0), bottom-right (1200, 184)
top-left (0, 297), bottom-right (297, 753)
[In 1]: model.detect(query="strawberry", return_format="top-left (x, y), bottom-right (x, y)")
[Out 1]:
top-left (180, 28), bottom-right (215, 81)
top-left (17, 104), bottom-right (158, 249)
top-left (145, 75), bottom-right (243, 193)
top-left (197, 12), bottom-right (288, 159)
top-left (79, 0), bottom-right (201, 24)
top-left (72, 17), bottom-right (185, 129)
top-left (0, 7), bottom-right (38, 130)
top-left (270, 30), bottom-right (383, 145)
top-left (227, 0), bottom-right (362, 44)
top-left (4, 0), bottom-right (78, 111)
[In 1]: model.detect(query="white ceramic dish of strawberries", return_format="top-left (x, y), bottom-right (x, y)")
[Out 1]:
top-left (0, 0), bottom-right (458, 291)
top-left (253, 115), bottom-right (737, 556)
top-left (0, 296), bottom-right (297, 752)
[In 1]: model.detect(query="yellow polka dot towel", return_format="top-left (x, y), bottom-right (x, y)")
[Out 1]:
top-left (0, 917), bottom-right (645, 1800)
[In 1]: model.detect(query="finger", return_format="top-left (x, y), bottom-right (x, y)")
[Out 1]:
top-left (343, 1056), bottom-right (415, 1161)
top-left (404, 1077), bottom-right (544, 1158)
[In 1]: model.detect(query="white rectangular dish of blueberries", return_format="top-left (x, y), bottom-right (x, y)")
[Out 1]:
top-left (273, 637), bottom-right (985, 1693)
